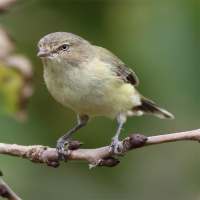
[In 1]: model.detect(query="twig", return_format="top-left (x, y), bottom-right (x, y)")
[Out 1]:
top-left (0, 174), bottom-right (22, 200)
top-left (0, 0), bottom-right (17, 12)
top-left (0, 129), bottom-right (200, 168)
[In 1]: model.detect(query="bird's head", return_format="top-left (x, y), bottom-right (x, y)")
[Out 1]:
top-left (37, 32), bottom-right (93, 66)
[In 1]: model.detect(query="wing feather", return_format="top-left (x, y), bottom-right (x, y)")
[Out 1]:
top-left (94, 45), bottom-right (139, 86)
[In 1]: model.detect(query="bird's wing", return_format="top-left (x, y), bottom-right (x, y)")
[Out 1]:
top-left (94, 45), bottom-right (139, 86)
top-left (115, 65), bottom-right (139, 86)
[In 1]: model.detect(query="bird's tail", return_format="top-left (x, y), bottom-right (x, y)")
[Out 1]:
top-left (133, 97), bottom-right (174, 119)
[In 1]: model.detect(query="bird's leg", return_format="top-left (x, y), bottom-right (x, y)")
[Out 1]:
top-left (56, 114), bottom-right (89, 160)
top-left (110, 114), bottom-right (127, 154)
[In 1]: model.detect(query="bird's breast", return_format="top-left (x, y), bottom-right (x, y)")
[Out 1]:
top-left (43, 59), bottom-right (141, 118)
top-left (43, 62), bottom-right (90, 108)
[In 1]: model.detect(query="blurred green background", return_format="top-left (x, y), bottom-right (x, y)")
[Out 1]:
top-left (0, 0), bottom-right (199, 199)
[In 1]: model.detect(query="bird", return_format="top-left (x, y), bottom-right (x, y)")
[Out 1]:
top-left (37, 32), bottom-right (174, 158)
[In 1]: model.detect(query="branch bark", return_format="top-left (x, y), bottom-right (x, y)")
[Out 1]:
top-left (0, 129), bottom-right (200, 168)
top-left (0, 176), bottom-right (22, 200)
top-left (0, 0), bottom-right (17, 12)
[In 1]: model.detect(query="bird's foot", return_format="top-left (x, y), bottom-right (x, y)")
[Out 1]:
top-left (109, 137), bottom-right (124, 155)
top-left (56, 138), bottom-right (83, 161)
top-left (56, 138), bottom-right (71, 161)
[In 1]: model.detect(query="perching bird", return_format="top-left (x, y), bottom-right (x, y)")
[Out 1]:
top-left (37, 32), bottom-right (174, 158)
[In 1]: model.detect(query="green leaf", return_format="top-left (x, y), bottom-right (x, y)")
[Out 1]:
top-left (0, 62), bottom-right (23, 117)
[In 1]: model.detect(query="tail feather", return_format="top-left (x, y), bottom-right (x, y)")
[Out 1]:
top-left (133, 97), bottom-right (174, 119)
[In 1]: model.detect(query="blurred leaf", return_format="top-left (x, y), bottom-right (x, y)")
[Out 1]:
top-left (6, 55), bottom-right (34, 120)
top-left (0, 62), bottom-right (23, 117)
top-left (0, 54), bottom-right (33, 121)
top-left (0, 25), bottom-right (33, 121)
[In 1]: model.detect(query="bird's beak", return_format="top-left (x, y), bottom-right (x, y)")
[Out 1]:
top-left (37, 50), bottom-right (50, 58)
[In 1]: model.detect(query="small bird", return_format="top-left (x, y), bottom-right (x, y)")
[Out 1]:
top-left (37, 32), bottom-right (174, 157)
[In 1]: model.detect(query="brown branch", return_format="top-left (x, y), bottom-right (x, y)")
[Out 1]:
top-left (0, 129), bottom-right (200, 168)
top-left (0, 0), bottom-right (17, 12)
top-left (0, 175), bottom-right (22, 200)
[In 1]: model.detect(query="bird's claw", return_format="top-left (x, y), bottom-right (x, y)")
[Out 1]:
top-left (109, 137), bottom-right (124, 155)
top-left (56, 139), bottom-right (69, 161)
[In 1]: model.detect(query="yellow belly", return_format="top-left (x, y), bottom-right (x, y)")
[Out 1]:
top-left (74, 83), bottom-right (140, 118)
top-left (43, 58), bottom-right (141, 118)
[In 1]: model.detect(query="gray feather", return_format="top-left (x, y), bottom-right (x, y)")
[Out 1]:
top-left (94, 45), bottom-right (139, 86)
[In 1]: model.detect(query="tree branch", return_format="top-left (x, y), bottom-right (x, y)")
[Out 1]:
top-left (0, 0), bottom-right (17, 12)
top-left (0, 173), bottom-right (22, 200)
top-left (0, 129), bottom-right (200, 168)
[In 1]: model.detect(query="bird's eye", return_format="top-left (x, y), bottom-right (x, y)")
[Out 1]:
top-left (59, 44), bottom-right (69, 51)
